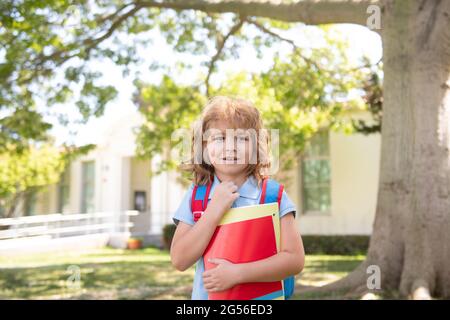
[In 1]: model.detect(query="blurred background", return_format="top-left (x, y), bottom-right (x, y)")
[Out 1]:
top-left (2, 0), bottom-right (446, 300)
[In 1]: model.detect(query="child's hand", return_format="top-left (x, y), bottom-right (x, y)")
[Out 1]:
top-left (203, 258), bottom-right (241, 293)
top-left (207, 181), bottom-right (239, 219)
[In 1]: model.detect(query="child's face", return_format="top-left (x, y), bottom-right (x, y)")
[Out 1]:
top-left (205, 120), bottom-right (254, 176)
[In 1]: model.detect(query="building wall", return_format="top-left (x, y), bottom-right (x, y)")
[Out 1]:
top-left (290, 130), bottom-right (381, 235)
top-left (129, 157), bottom-right (152, 236)
top-left (149, 154), bottom-right (187, 235)
top-left (71, 160), bottom-right (82, 214)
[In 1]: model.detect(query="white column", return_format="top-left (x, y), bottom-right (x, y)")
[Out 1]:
top-left (120, 157), bottom-right (131, 212)
top-left (150, 155), bottom-right (165, 235)
top-left (70, 160), bottom-right (82, 214)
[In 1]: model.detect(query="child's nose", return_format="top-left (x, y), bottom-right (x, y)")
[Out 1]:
top-left (224, 137), bottom-right (236, 150)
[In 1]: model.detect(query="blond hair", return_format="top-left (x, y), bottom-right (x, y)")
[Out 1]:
top-left (181, 96), bottom-right (270, 185)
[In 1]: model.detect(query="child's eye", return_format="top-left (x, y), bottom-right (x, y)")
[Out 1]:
top-left (213, 136), bottom-right (225, 142)
top-left (237, 136), bottom-right (249, 142)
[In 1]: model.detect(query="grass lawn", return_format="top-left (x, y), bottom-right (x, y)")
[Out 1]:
top-left (0, 247), bottom-right (365, 300)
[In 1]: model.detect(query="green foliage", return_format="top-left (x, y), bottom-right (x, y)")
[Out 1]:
top-left (0, 142), bottom-right (95, 217)
top-left (0, 0), bottom-right (144, 149)
top-left (302, 235), bottom-right (370, 255)
top-left (352, 66), bottom-right (383, 134)
top-left (0, 108), bottom-right (52, 154)
top-left (133, 75), bottom-right (206, 175)
top-left (0, 144), bottom-right (64, 217)
top-left (162, 223), bottom-right (177, 250)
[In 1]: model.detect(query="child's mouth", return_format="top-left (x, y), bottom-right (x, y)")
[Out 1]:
top-left (221, 156), bottom-right (239, 163)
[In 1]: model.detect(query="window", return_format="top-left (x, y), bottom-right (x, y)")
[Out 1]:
top-left (25, 190), bottom-right (38, 216)
top-left (81, 161), bottom-right (95, 213)
top-left (301, 131), bottom-right (331, 214)
top-left (58, 168), bottom-right (71, 214)
top-left (134, 191), bottom-right (146, 212)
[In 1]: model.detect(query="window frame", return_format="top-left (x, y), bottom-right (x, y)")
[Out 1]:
top-left (300, 131), bottom-right (332, 215)
top-left (24, 190), bottom-right (38, 216)
top-left (58, 167), bottom-right (71, 214)
top-left (81, 161), bottom-right (96, 213)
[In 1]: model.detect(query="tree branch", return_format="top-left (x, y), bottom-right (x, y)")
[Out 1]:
top-left (248, 17), bottom-right (382, 74)
top-left (246, 18), bottom-right (322, 71)
top-left (94, 2), bottom-right (137, 25)
top-left (20, 4), bottom-right (144, 86)
top-left (137, 0), bottom-right (379, 26)
top-left (205, 16), bottom-right (245, 96)
top-left (83, 4), bottom-right (144, 56)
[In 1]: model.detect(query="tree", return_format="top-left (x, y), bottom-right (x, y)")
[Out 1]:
top-left (352, 68), bottom-right (383, 135)
top-left (0, 143), bottom-right (95, 218)
top-left (0, 144), bottom-right (65, 218)
top-left (1, 0), bottom-right (449, 299)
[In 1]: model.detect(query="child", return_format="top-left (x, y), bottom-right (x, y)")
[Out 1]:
top-left (170, 96), bottom-right (305, 300)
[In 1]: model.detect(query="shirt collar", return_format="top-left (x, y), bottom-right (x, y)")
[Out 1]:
top-left (208, 174), bottom-right (260, 200)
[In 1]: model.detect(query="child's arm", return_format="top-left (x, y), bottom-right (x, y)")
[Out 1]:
top-left (235, 212), bottom-right (304, 282)
top-left (170, 181), bottom-right (239, 272)
top-left (203, 212), bottom-right (304, 292)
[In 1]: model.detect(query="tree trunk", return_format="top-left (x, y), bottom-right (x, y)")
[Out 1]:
top-left (372, 0), bottom-right (450, 299)
top-left (314, 0), bottom-right (450, 299)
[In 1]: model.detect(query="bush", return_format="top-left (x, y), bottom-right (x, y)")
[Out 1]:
top-left (302, 235), bottom-right (370, 255)
top-left (162, 224), bottom-right (177, 251)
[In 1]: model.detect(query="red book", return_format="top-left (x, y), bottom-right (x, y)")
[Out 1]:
top-left (203, 203), bottom-right (284, 300)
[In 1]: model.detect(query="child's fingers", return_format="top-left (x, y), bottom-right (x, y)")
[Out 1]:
top-left (204, 281), bottom-right (213, 289)
top-left (203, 281), bottom-right (213, 289)
top-left (205, 287), bottom-right (214, 292)
top-left (204, 283), bottom-right (216, 291)
top-left (203, 277), bottom-right (212, 284)
top-left (228, 184), bottom-right (238, 192)
top-left (203, 274), bottom-right (211, 281)
top-left (203, 270), bottom-right (212, 277)
top-left (203, 270), bottom-right (214, 281)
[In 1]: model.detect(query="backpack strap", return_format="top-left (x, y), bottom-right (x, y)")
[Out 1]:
top-left (260, 178), bottom-right (295, 300)
top-left (191, 177), bottom-right (284, 222)
top-left (191, 179), bottom-right (213, 222)
top-left (259, 178), bottom-right (284, 209)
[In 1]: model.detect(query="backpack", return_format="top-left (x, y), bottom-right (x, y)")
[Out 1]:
top-left (191, 177), bottom-right (295, 300)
